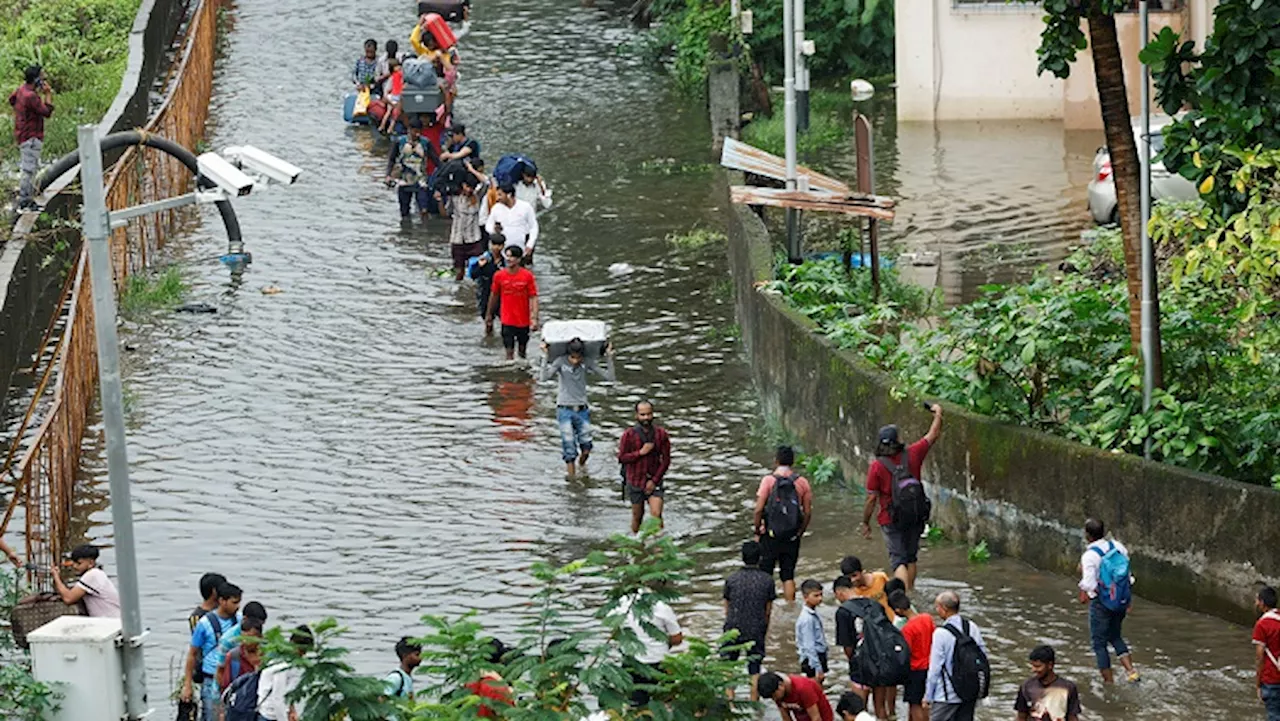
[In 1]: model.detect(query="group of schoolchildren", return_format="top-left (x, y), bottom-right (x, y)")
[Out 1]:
top-left (177, 573), bottom-right (313, 721)
top-left (709, 414), bottom-right (1146, 721)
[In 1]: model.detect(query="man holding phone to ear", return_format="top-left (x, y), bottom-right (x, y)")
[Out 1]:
top-left (860, 402), bottom-right (942, 592)
top-left (9, 65), bottom-right (54, 212)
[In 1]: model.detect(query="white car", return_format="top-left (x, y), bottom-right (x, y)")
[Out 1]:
top-left (1086, 117), bottom-right (1198, 225)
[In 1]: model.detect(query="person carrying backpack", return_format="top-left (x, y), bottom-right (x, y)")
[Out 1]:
top-left (834, 578), bottom-right (910, 720)
top-left (752, 445), bottom-right (812, 602)
top-left (1078, 518), bottom-right (1139, 684)
top-left (860, 403), bottom-right (943, 592)
top-left (924, 591), bottom-right (990, 721)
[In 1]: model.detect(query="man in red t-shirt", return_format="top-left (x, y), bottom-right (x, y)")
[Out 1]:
top-left (889, 590), bottom-right (933, 721)
top-left (1254, 586), bottom-right (1280, 720)
top-left (859, 404), bottom-right (942, 591)
top-left (485, 246), bottom-right (539, 360)
top-left (759, 671), bottom-right (833, 721)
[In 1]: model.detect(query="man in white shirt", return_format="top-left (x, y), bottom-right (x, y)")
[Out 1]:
top-left (257, 625), bottom-right (314, 721)
top-left (515, 166), bottom-right (552, 212)
top-left (50, 544), bottom-right (120, 618)
top-left (484, 184), bottom-right (539, 261)
top-left (1078, 518), bottom-right (1139, 684)
top-left (619, 593), bottom-right (683, 708)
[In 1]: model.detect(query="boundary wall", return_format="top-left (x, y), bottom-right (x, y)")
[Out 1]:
top-left (723, 184), bottom-right (1277, 624)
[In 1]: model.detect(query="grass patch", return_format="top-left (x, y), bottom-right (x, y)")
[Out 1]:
top-left (666, 227), bottom-right (726, 251)
top-left (0, 0), bottom-right (142, 161)
top-left (742, 88), bottom-right (855, 159)
top-left (797, 452), bottom-right (842, 486)
top-left (119, 266), bottom-right (187, 317)
top-left (967, 540), bottom-right (991, 565)
top-left (639, 158), bottom-right (716, 176)
top-left (924, 525), bottom-right (945, 543)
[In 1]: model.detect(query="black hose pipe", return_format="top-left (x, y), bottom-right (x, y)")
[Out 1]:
top-left (35, 130), bottom-right (243, 255)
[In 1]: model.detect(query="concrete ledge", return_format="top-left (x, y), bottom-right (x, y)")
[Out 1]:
top-left (722, 175), bottom-right (1277, 624)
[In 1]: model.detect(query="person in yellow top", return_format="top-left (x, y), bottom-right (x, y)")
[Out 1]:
top-left (410, 17), bottom-right (454, 71)
top-left (841, 555), bottom-right (896, 623)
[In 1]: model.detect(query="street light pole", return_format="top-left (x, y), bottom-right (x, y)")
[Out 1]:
top-left (1138, 0), bottom-right (1156, 459)
top-left (77, 125), bottom-right (149, 720)
top-left (783, 0), bottom-right (800, 262)
top-left (795, 0), bottom-right (809, 133)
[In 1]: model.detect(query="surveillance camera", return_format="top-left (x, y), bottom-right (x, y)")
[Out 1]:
top-left (224, 145), bottom-right (302, 186)
top-left (197, 152), bottom-right (254, 197)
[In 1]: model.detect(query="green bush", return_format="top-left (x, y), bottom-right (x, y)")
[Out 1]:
top-left (741, 0), bottom-right (893, 83)
top-left (768, 229), bottom-right (1280, 486)
top-left (0, 0), bottom-right (141, 162)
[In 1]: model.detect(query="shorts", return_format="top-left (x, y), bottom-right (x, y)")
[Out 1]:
top-left (627, 483), bottom-right (665, 505)
top-left (903, 669), bottom-right (927, 705)
top-left (758, 535), bottom-right (801, 583)
top-left (452, 241), bottom-right (481, 269)
top-left (881, 523), bottom-right (924, 570)
top-left (801, 652), bottom-right (829, 678)
top-left (386, 93), bottom-right (401, 103)
top-left (721, 635), bottom-right (765, 675)
top-left (501, 325), bottom-right (530, 349)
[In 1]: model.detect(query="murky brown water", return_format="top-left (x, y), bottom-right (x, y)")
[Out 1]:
top-left (64, 0), bottom-right (1258, 716)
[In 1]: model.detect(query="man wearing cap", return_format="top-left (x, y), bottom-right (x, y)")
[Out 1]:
top-left (51, 544), bottom-right (121, 618)
top-left (859, 404), bottom-right (942, 592)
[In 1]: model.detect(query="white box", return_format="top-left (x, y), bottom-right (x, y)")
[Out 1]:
top-left (541, 319), bottom-right (609, 361)
top-left (29, 616), bottom-right (126, 721)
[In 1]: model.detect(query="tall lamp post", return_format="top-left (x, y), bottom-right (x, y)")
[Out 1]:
top-left (69, 125), bottom-right (300, 719)
top-left (1138, 0), bottom-right (1159, 458)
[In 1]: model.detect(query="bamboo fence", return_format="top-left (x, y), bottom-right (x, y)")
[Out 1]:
top-left (0, 0), bottom-right (224, 588)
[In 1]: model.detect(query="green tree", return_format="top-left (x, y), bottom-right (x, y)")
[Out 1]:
top-left (1033, 0), bottom-right (1155, 381)
top-left (1140, 0), bottom-right (1280, 216)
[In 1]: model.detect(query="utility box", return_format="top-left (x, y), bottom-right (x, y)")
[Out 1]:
top-left (29, 616), bottom-right (126, 721)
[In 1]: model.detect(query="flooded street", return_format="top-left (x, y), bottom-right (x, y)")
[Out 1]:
top-left (67, 0), bottom-right (1258, 716)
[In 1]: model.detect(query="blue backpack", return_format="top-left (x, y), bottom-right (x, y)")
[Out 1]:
top-left (494, 154), bottom-right (537, 187)
top-left (1091, 540), bottom-right (1132, 612)
top-left (221, 670), bottom-right (261, 721)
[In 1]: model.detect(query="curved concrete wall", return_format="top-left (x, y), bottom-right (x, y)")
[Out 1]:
top-left (0, 0), bottom-right (187, 425)
top-left (723, 179), bottom-right (1277, 624)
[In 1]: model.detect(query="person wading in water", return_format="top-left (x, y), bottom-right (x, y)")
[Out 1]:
top-left (617, 400), bottom-right (670, 533)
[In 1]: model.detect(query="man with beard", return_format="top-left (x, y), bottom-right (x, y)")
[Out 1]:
top-left (617, 400), bottom-right (671, 533)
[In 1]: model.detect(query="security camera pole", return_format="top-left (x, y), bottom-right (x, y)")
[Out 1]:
top-left (77, 125), bottom-right (149, 721)
top-left (71, 124), bottom-right (300, 719)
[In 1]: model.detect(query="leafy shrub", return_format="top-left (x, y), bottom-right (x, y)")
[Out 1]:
top-left (0, 0), bottom-right (142, 159)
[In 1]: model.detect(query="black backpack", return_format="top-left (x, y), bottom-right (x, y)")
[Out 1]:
top-left (221, 670), bottom-right (262, 721)
top-left (842, 598), bottom-right (910, 687)
top-left (882, 457), bottom-right (931, 529)
top-left (764, 473), bottom-right (803, 541)
top-left (942, 619), bottom-right (991, 702)
top-left (431, 158), bottom-right (470, 197)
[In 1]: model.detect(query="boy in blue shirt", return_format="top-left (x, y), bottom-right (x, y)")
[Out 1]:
top-left (795, 579), bottom-right (829, 682)
top-left (181, 581), bottom-right (242, 720)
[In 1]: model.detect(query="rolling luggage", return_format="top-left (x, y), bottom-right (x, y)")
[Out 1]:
top-left (418, 0), bottom-right (467, 22)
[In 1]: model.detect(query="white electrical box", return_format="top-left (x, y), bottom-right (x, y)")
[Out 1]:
top-left (29, 616), bottom-right (126, 721)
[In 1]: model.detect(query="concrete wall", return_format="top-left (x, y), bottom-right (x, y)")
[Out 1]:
top-left (896, 0), bottom-right (1062, 122)
top-left (722, 181), bottom-right (1278, 624)
top-left (0, 0), bottom-right (187, 426)
top-left (897, 0), bottom-right (1214, 126)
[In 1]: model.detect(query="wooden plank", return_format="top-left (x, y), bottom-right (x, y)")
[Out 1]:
top-left (729, 186), bottom-right (896, 221)
top-left (720, 137), bottom-right (850, 194)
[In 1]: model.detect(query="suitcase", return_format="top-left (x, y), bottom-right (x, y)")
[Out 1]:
top-left (542, 320), bottom-right (610, 361)
top-left (10, 593), bottom-right (85, 649)
top-left (400, 85), bottom-right (444, 114)
top-left (422, 12), bottom-right (459, 50)
top-left (418, 0), bottom-right (467, 22)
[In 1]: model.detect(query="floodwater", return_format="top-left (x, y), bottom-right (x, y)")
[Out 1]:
top-left (64, 0), bottom-right (1257, 717)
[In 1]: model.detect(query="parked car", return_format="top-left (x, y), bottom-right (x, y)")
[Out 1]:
top-left (1087, 117), bottom-right (1198, 225)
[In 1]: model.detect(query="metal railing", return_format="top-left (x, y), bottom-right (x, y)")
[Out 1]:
top-left (0, 0), bottom-right (224, 588)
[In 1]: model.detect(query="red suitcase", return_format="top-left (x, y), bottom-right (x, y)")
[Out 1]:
top-left (418, 0), bottom-right (467, 22)
top-left (421, 12), bottom-right (458, 50)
